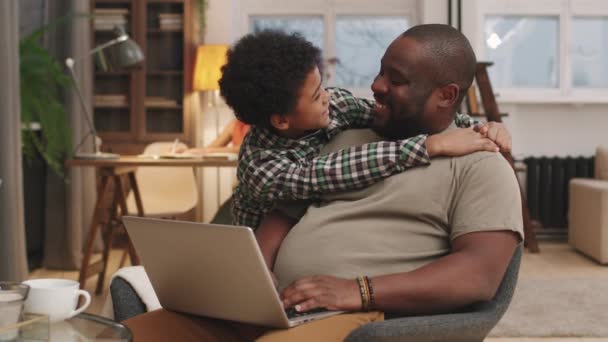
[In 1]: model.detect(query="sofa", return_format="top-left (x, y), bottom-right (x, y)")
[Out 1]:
top-left (569, 146), bottom-right (608, 264)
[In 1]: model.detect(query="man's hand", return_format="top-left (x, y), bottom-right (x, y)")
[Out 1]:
top-left (474, 122), bottom-right (512, 153)
top-left (426, 128), bottom-right (499, 157)
top-left (280, 275), bottom-right (361, 312)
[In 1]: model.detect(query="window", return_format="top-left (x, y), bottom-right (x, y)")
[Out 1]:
top-left (335, 16), bottom-right (409, 88)
top-left (484, 16), bottom-right (559, 88)
top-left (571, 16), bottom-right (608, 88)
top-left (241, 0), bottom-right (418, 97)
top-left (476, 0), bottom-right (608, 103)
top-left (251, 16), bottom-right (324, 50)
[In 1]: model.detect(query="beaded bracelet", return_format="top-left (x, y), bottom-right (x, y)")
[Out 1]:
top-left (356, 276), bottom-right (370, 311)
top-left (364, 276), bottom-right (375, 310)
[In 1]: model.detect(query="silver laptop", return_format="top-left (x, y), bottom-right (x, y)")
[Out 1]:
top-left (122, 216), bottom-right (342, 328)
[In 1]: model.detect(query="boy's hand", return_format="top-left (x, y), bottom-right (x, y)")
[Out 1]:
top-left (474, 122), bottom-right (512, 153)
top-left (426, 128), bottom-right (499, 157)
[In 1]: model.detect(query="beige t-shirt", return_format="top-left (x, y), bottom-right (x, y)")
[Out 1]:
top-left (274, 128), bottom-right (524, 290)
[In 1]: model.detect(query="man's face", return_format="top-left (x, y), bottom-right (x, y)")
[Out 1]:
top-left (370, 37), bottom-right (449, 139)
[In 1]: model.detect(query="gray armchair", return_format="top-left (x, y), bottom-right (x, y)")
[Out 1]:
top-left (111, 244), bottom-right (521, 341)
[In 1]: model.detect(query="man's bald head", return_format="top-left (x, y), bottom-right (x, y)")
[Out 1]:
top-left (400, 24), bottom-right (477, 105)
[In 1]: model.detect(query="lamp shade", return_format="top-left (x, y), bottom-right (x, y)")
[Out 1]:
top-left (116, 39), bottom-right (144, 67)
top-left (113, 26), bottom-right (144, 68)
top-left (193, 45), bottom-right (228, 91)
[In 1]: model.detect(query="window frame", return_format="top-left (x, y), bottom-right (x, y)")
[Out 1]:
top-left (475, 0), bottom-right (608, 104)
top-left (239, 0), bottom-right (419, 98)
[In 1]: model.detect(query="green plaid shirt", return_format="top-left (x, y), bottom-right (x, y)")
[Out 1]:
top-left (233, 87), bottom-right (476, 228)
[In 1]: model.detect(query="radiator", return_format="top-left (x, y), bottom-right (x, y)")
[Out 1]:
top-left (524, 156), bottom-right (594, 229)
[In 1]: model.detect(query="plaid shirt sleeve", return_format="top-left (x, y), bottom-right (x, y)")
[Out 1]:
top-left (231, 186), bottom-right (269, 228)
top-left (455, 112), bottom-right (478, 127)
top-left (328, 87), bottom-right (375, 130)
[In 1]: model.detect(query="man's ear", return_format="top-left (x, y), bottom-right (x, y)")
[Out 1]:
top-left (437, 83), bottom-right (460, 108)
top-left (269, 113), bottom-right (290, 131)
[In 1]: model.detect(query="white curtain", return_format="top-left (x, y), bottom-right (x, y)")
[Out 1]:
top-left (65, 0), bottom-right (97, 269)
top-left (0, 0), bottom-right (29, 281)
top-left (42, 0), bottom-right (96, 269)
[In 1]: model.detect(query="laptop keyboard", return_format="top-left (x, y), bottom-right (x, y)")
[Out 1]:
top-left (285, 307), bottom-right (328, 319)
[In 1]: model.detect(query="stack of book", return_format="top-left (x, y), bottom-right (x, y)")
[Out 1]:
top-left (94, 94), bottom-right (128, 107)
top-left (158, 13), bottom-right (182, 31)
top-left (144, 96), bottom-right (178, 108)
top-left (94, 8), bottom-right (129, 31)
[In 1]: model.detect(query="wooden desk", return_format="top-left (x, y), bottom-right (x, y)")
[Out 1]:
top-left (66, 156), bottom-right (238, 294)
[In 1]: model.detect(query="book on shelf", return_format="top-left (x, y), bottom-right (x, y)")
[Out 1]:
top-left (95, 94), bottom-right (128, 107)
top-left (158, 13), bottom-right (182, 18)
top-left (158, 13), bottom-right (183, 30)
top-left (95, 8), bottom-right (129, 15)
top-left (94, 8), bottom-right (128, 31)
top-left (144, 96), bottom-right (178, 107)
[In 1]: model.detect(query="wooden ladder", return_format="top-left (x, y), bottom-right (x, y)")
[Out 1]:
top-left (467, 62), bottom-right (540, 253)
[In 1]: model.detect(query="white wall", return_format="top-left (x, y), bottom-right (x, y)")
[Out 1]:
top-left (502, 104), bottom-right (608, 158)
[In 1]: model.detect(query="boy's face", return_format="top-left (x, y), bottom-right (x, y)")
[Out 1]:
top-left (283, 66), bottom-right (331, 136)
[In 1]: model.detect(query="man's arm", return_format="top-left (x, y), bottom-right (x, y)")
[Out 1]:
top-left (281, 231), bottom-right (519, 315)
top-left (372, 230), bottom-right (519, 315)
top-left (280, 231), bottom-right (519, 313)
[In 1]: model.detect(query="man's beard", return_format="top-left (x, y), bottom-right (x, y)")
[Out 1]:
top-left (372, 96), bottom-right (428, 140)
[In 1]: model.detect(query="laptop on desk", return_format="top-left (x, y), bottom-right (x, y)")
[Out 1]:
top-left (122, 216), bottom-right (342, 328)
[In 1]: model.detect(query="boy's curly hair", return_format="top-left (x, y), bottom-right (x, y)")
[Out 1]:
top-left (219, 30), bottom-right (322, 128)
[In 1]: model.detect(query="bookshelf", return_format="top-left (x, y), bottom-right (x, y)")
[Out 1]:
top-left (91, 0), bottom-right (195, 154)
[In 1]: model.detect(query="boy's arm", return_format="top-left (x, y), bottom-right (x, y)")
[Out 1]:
top-left (239, 128), bottom-right (500, 204)
top-left (239, 134), bottom-right (431, 202)
top-left (255, 210), bottom-right (297, 270)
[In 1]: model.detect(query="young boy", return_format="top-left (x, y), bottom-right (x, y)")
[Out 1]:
top-left (218, 30), bottom-right (505, 230)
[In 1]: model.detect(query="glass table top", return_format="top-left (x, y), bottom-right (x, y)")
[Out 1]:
top-left (1, 312), bottom-right (131, 341)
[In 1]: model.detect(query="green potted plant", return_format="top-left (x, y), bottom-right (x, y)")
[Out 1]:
top-left (20, 19), bottom-right (73, 179)
top-left (20, 16), bottom-right (76, 270)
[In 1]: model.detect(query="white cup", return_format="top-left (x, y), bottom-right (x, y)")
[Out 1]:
top-left (22, 279), bottom-right (90, 323)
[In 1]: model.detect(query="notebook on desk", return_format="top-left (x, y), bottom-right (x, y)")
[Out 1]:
top-left (136, 152), bottom-right (237, 161)
top-left (122, 216), bottom-right (342, 328)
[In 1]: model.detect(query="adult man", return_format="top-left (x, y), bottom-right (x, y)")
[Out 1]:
top-left (125, 24), bottom-right (523, 341)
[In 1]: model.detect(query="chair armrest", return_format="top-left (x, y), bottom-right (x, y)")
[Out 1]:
top-left (569, 178), bottom-right (608, 263)
top-left (110, 277), bottom-right (148, 321)
top-left (346, 310), bottom-right (502, 342)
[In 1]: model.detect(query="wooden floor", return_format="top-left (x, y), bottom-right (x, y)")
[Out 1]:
top-left (29, 241), bottom-right (608, 341)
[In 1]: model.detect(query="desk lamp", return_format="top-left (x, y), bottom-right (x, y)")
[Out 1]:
top-left (66, 26), bottom-right (144, 159)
